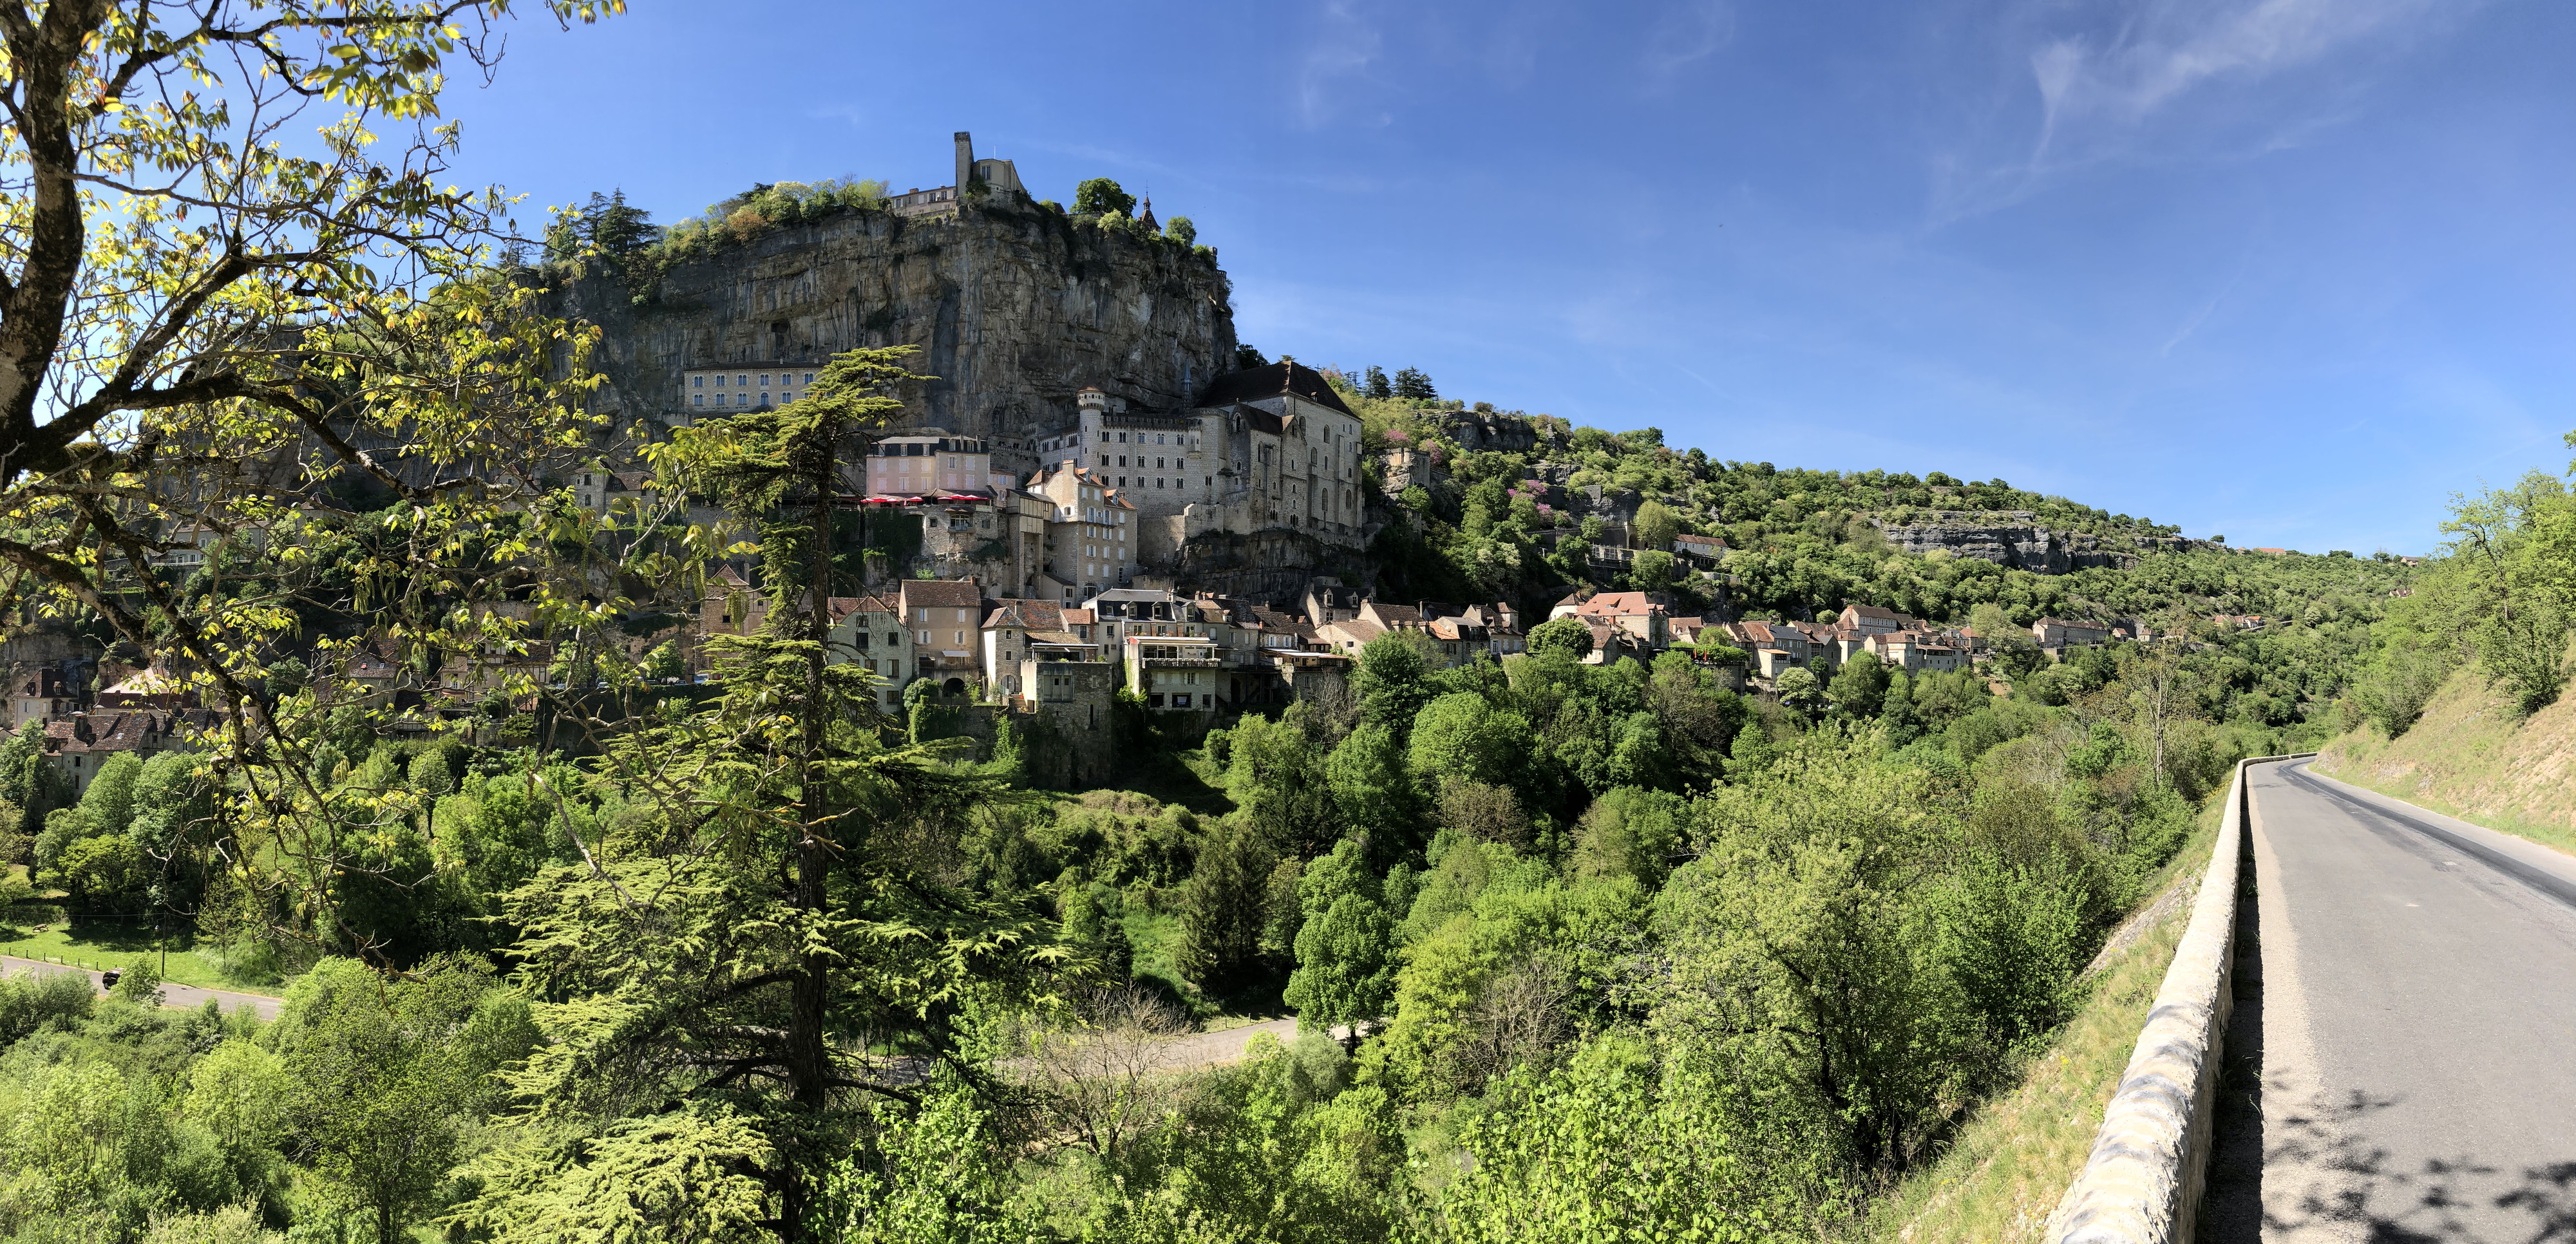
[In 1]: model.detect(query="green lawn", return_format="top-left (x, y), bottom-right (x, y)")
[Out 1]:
top-left (0, 919), bottom-right (283, 997)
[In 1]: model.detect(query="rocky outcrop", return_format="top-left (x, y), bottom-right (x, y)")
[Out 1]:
top-left (1170, 529), bottom-right (1369, 603)
top-left (548, 198), bottom-right (1238, 459)
top-left (1429, 410), bottom-right (1540, 453)
top-left (1873, 511), bottom-right (2134, 574)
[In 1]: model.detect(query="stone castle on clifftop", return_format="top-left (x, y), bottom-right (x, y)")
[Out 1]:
top-left (557, 132), bottom-right (1238, 484)
top-left (552, 132), bottom-right (1367, 596)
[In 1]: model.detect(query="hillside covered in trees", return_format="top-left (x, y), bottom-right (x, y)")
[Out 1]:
top-left (0, 5), bottom-right (2455, 1239)
top-left (0, 347), bottom-right (2426, 1243)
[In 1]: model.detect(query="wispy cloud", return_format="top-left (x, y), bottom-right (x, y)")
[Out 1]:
top-left (1931, 0), bottom-right (2463, 223)
top-left (1296, 1), bottom-right (1385, 129)
top-left (1642, 0), bottom-right (1734, 81)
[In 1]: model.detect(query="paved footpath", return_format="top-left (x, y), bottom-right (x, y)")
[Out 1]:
top-left (1, 954), bottom-right (283, 1021)
top-left (2244, 760), bottom-right (2576, 1243)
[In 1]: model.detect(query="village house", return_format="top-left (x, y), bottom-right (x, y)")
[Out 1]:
top-left (820, 594), bottom-right (913, 711)
top-left (43, 708), bottom-right (209, 795)
top-left (12, 667), bottom-right (82, 728)
top-left (2031, 617), bottom-right (2112, 648)
top-left (980, 599), bottom-right (1111, 701)
top-left (1672, 533), bottom-right (1728, 564)
top-left (902, 579), bottom-right (985, 694)
top-left (1554, 590), bottom-right (1671, 649)
top-left (1124, 632), bottom-right (1224, 716)
top-left (865, 429), bottom-right (1014, 498)
top-left (676, 363), bottom-right (820, 415)
top-left (1726, 621), bottom-right (1814, 680)
top-left (1030, 462), bottom-right (1138, 603)
top-left (1865, 628), bottom-right (1969, 673)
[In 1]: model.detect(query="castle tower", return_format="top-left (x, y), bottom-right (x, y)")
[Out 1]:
top-left (1137, 196), bottom-right (1159, 232)
top-left (954, 131), bottom-right (974, 197)
top-left (1075, 386), bottom-right (1108, 453)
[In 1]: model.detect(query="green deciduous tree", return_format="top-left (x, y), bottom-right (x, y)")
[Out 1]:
top-left (1631, 547), bottom-right (1679, 592)
top-left (1074, 178), bottom-right (1136, 218)
top-left (1325, 723), bottom-right (1421, 863)
top-left (1406, 692), bottom-right (1533, 793)
top-left (1524, 616), bottom-right (1593, 661)
top-left (2441, 475), bottom-right (2573, 715)
top-left (1631, 500), bottom-right (1681, 553)
top-left (273, 957), bottom-right (505, 1244)
top-left (1827, 650), bottom-right (1890, 719)
top-left (1354, 631), bottom-right (1439, 737)
top-left (1284, 842), bottom-right (1395, 1048)
top-left (1438, 1035), bottom-right (1833, 1243)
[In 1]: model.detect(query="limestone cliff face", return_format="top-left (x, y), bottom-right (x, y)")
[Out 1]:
top-left (551, 199), bottom-right (1238, 456)
top-left (1872, 511), bottom-right (2134, 574)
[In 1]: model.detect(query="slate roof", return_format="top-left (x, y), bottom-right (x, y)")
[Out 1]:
top-left (1196, 360), bottom-right (1358, 417)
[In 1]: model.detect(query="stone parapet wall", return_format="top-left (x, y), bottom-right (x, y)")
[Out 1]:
top-left (2046, 752), bottom-right (2312, 1244)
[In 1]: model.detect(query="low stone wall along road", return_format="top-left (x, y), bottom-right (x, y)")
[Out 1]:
top-left (2244, 760), bottom-right (2576, 1243)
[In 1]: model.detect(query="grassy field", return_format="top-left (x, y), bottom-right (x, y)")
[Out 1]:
top-left (0, 919), bottom-right (283, 996)
top-left (1853, 799), bottom-right (2224, 1244)
top-left (2315, 659), bottom-right (2576, 857)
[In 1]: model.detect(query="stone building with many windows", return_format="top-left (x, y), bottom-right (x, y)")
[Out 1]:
top-left (1033, 360), bottom-right (1370, 570)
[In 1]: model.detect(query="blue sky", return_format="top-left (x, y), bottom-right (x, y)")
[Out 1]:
top-left (438, 1), bottom-right (2575, 554)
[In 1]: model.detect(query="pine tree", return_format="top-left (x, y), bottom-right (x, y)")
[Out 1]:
top-left (1392, 366), bottom-right (1438, 401)
top-left (1177, 825), bottom-right (1274, 990)
top-left (459, 347), bottom-right (1065, 1239)
top-left (1364, 366), bottom-right (1392, 400)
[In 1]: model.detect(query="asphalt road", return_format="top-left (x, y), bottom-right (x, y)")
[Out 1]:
top-left (1, 954), bottom-right (283, 1021)
top-left (2242, 760), bottom-right (2576, 1243)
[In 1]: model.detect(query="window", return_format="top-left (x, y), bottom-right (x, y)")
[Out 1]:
top-left (760, 375), bottom-right (770, 387)
top-left (693, 375), bottom-right (705, 388)
top-left (714, 374), bottom-right (726, 387)
top-left (736, 374), bottom-right (748, 386)
top-left (916, 630), bottom-right (929, 644)
top-left (1174, 693), bottom-right (1191, 708)
top-left (694, 394), bottom-right (705, 406)
top-left (804, 373), bottom-right (814, 384)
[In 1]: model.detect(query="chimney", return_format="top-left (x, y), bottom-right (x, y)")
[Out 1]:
top-left (954, 131), bottom-right (974, 198)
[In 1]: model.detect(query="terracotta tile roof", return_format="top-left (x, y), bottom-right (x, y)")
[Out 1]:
top-left (1575, 591), bottom-right (1664, 618)
top-left (900, 579), bottom-right (983, 611)
top-left (985, 599), bottom-right (1068, 631)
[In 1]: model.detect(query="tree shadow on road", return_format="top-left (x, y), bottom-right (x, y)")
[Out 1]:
top-left (2258, 1086), bottom-right (2576, 1243)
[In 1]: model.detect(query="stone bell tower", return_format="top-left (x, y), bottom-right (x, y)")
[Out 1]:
top-left (954, 131), bottom-right (974, 196)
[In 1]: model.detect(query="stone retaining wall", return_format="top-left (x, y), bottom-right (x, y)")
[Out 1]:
top-left (2046, 752), bottom-right (2311, 1244)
